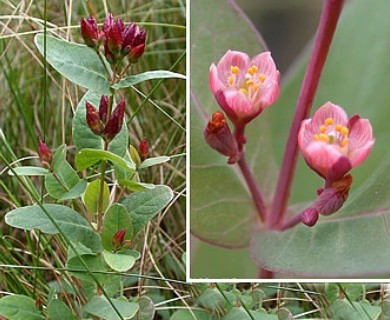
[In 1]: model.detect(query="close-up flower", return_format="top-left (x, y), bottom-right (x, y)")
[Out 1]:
top-left (298, 102), bottom-right (374, 183)
top-left (209, 50), bottom-right (280, 127)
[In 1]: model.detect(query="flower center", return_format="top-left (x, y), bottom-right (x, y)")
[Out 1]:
top-left (227, 65), bottom-right (266, 99)
top-left (313, 117), bottom-right (349, 151)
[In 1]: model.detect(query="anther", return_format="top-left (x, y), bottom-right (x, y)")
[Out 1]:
top-left (341, 127), bottom-right (349, 136)
top-left (231, 66), bottom-right (240, 74)
top-left (319, 125), bottom-right (327, 133)
top-left (227, 76), bottom-right (235, 86)
top-left (258, 74), bottom-right (266, 83)
top-left (325, 118), bottom-right (334, 126)
top-left (335, 124), bottom-right (343, 132)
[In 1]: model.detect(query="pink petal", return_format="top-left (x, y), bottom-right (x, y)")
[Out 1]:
top-left (348, 118), bottom-right (374, 150)
top-left (216, 50), bottom-right (250, 85)
top-left (311, 102), bottom-right (349, 129)
top-left (215, 89), bottom-right (252, 124)
top-left (303, 142), bottom-right (344, 178)
top-left (251, 52), bottom-right (278, 80)
top-left (298, 119), bottom-right (315, 150)
top-left (210, 64), bottom-right (223, 95)
top-left (349, 139), bottom-right (375, 168)
top-left (259, 78), bottom-right (280, 109)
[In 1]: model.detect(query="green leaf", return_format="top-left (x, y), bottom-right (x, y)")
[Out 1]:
top-left (331, 299), bottom-right (381, 320)
top-left (75, 148), bottom-right (135, 172)
top-left (138, 296), bottom-right (155, 320)
top-left (72, 91), bottom-right (128, 156)
top-left (44, 145), bottom-right (80, 200)
top-left (34, 34), bottom-right (111, 94)
top-left (66, 254), bottom-right (108, 283)
top-left (8, 166), bottom-right (49, 176)
top-left (83, 180), bottom-right (110, 215)
top-left (112, 70), bottom-right (185, 90)
top-left (0, 295), bottom-right (44, 320)
top-left (198, 288), bottom-right (235, 311)
top-left (83, 296), bottom-right (139, 320)
top-left (102, 250), bottom-right (140, 272)
top-left (223, 307), bottom-right (277, 320)
top-left (118, 180), bottom-right (155, 192)
top-left (121, 185), bottom-right (173, 236)
top-left (47, 300), bottom-right (76, 320)
top-left (139, 156), bottom-right (170, 169)
top-left (57, 179), bottom-right (88, 201)
top-left (5, 204), bottom-right (102, 252)
top-left (190, 0), bottom-right (273, 249)
top-left (101, 204), bottom-right (133, 251)
top-left (170, 310), bottom-right (211, 320)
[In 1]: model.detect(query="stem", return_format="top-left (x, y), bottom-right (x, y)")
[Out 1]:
top-left (280, 213), bottom-right (302, 231)
top-left (237, 153), bottom-right (267, 222)
top-left (257, 267), bottom-right (273, 279)
top-left (268, 0), bottom-right (345, 229)
top-left (97, 141), bottom-right (108, 232)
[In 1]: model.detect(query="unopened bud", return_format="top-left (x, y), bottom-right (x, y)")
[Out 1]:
top-left (129, 144), bottom-right (142, 169)
top-left (112, 228), bottom-right (126, 248)
top-left (104, 100), bottom-right (126, 140)
top-left (300, 207), bottom-right (319, 227)
top-left (204, 112), bottom-right (240, 164)
top-left (123, 22), bottom-right (147, 62)
top-left (80, 16), bottom-right (99, 47)
top-left (38, 138), bottom-right (52, 167)
top-left (86, 102), bottom-right (104, 135)
top-left (314, 174), bottom-right (352, 216)
top-left (138, 138), bottom-right (149, 161)
top-left (99, 95), bottom-right (109, 123)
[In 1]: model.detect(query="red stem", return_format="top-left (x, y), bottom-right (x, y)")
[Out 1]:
top-left (268, 0), bottom-right (345, 229)
top-left (237, 153), bottom-right (267, 222)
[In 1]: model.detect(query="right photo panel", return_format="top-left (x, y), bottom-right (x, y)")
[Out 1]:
top-left (190, 0), bottom-right (389, 279)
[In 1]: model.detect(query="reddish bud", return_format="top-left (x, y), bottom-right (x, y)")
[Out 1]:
top-left (38, 138), bottom-right (52, 167)
top-left (138, 138), bottom-right (149, 161)
top-left (86, 102), bottom-right (104, 135)
top-left (99, 95), bottom-right (109, 123)
top-left (204, 112), bottom-right (240, 164)
top-left (104, 100), bottom-right (125, 140)
top-left (81, 16), bottom-right (99, 47)
top-left (112, 228), bottom-right (126, 247)
top-left (123, 22), bottom-right (146, 62)
top-left (300, 207), bottom-right (319, 227)
top-left (35, 297), bottom-right (43, 310)
top-left (314, 174), bottom-right (353, 216)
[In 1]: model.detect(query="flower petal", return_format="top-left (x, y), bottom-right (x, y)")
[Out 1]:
top-left (210, 64), bottom-right (223, 94)
top-left (349, 139), bottom-right (375, 168)
top-left (251, 52), bottom-right (278, 79)
top-left (348, 118), bottom-right (374, 150)
top-left (298, 119), bottom-right (315, 150)
top-left (311, 102), bottom-right (348, 129)
top-left (216, 50), bottom-right (250, 85)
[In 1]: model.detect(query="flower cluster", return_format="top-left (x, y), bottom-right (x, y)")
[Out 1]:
top-left (297, 102), bottom-right (374, 225)
top-left (81, 13), bottom-right (146, 64)
top-left (85, 95), bottom-right (126, 142)
top-left (205, 50), bottom-right (280, 162)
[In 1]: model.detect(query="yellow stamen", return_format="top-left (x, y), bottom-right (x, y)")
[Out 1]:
top-left (258, 74), bottom-right (266, 83)
top-left (341, 127), bottom-right (349, 136)
top-left (239, 88), bottom-right (247, 94)
top-left (252, 84), bottom-right (260, 92)
top-left (335, 124), bottom-right (343, 132)
top-left (227, 76), bottom-right (235, 86)
top-left (319, 125), bottom-right (327, 133)
top-left (313, 134), bottom-right (320, 141)
top-left (247, 65), bottom-right (258, 75)
top-left (231, 66), bottom-right (240, 74)
top-left (319, 134), bottom-right (329, 143)
top-left (246, 80), bottom-right (254, 87)
top-left (341, 138), bottom-right (349, 147)
top-left (325, 118), bottom-right (334, 126)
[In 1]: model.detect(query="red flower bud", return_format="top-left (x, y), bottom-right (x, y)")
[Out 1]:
top-left (138, 138), bottom-right (149, 161)
top-left (204, 112), bottom-right (240, 164)
top-left (300, 207), bottom-right (319, 227)
top-left (122, 22), bottom-right (146, 62)
top-left (38, 138), bottom-right (52, 167)
top-left (112, 228), bottom-right (126, 247)
top-left (104, 100), bottom-right (125, 140)
top-left (314, 174), bottom-right (352, 216)
top-left (80, 16), bottom-right (99, 47)
top-left (86, 102), bottom-right (104, 135)
top-left (99, 95), bottom-right (109, 123)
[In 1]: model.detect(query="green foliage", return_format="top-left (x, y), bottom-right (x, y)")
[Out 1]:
top-left (8, 166), bottom-right (49, 176)
top-left (83, 180), bottom-right (110, 215)
top-left (47, 299), bottom-right (76, 320)
top-left (102, 250), bottom-right (140, 272)
top-left (83, 296), bottom-right (139, 320)
top-left (0, 295), bottom-right (44, 320)
top-left (138, 296), bottom-right (155, 320)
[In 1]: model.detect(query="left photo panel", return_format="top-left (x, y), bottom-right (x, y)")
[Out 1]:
top-left (0, 1), bottom-right (186, 319)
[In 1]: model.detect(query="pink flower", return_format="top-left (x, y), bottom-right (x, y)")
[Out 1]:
top-left (209, 50), bottom-right (280, 126)
top-left (298, 102), bottom-right (374, 182)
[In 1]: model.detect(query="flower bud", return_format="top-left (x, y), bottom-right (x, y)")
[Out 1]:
top-left (80, 16), bottom-right (99, 47)
top-left (112, 228), bottom-right (126, 248)
top-left (138, 138), bottom-right (149, 161)
top-left (104, 100), bottom-right (125, 140)
top-left (99, 95), bottom-right (109, 123)
top-left (38, 138), bottom-right (52, 167)
top-left (204, 112), bottom-right (240, 164)
top-left (300, 207), bottom-right (319, 227)
top-left (314, 174), bottom-right (352, 216)
top-left (123, 22), bottom-right (146, 62)
top-left (86, 102), bottom-right (104, 135)
top-left (129, 145), bottom-right (142, 169)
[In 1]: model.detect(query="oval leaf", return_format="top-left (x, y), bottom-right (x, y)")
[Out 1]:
top-left (139, 156), bottom-right (170, 169)
top-left (66, 254), bottom-right (108, 283)
top-left (83, 180), bottom-right (110, 215)
top-left (0, 295), bottom-right (44, 320)
top-left (138, 296), bottom-right (155, 320)
top-left (5, 204), bottom-right (102, 252)
top-left (102, 250), bottom-right (140, 272)
top-left (72, 91), bottom-right (128, 156)
top-left (34, 34), bottom-right (111, 94)
top-left (112, 70), bottom-right (185, 90)
top-left (121, 185), bottom-right (173, 236)
top-left (8, 166), bottom-right (49, 176)
top-left (83, 296), bottom-right (139, 320)
top-left (47, 300), bottom-right (76, 320)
